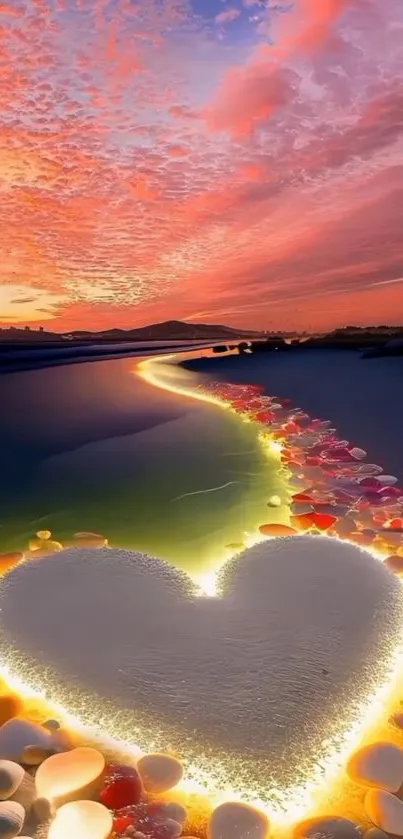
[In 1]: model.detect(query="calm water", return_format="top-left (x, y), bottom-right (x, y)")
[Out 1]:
top-left (186, 350), bottom-right (403, 482)
top-left (0, 354), bottom-right (285, 574)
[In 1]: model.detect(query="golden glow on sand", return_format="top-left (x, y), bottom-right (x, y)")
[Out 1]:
top-left (1, 353), bottom-right (403, 832)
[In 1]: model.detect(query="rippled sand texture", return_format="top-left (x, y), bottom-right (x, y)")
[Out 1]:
top-left (0, 536), bottom-right (402, 804)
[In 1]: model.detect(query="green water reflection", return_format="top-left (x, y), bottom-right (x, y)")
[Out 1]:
top-left (0, 355), bottom-right (288, 574)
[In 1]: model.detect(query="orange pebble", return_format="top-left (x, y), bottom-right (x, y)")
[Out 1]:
top-left (0, 694), bottom-right (23, 725)
top-left (290, 515), bottom-right (314, 532)
top-left (350, 531), bottom-right (374, 546)
top-left (384, 555), bottom-right (403, 574)
top-left (259, 524), bottom-right (297, 537)
top-left (0, 552), bottom-right (23, 573)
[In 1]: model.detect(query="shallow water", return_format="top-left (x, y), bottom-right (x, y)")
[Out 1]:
top-left (185, 350), bottom-right (403, 482)
top-left (0, 355), bottom-right (285, 574)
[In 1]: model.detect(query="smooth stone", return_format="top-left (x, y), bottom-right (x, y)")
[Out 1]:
top-left (0, 763), bottom-right (24, 801)
top-left (377, 477), bottom-right (398, 487)
top-left (42, 720), bottom-right (60, 732)
top-left (0, 802), bottom-right (25, 839)
top-left (290, 503), bottom-right (314, 516)
top-left (0, 703), bottom-right (22, 729)
top-left (0, 720), bottom-right (53, 762)
top-left (163, 805), bottom-right (187, 825)
top-left (48, 800), bottom-right (113, 839)
top-left (35, 747), bottom-right (105, 807)
top-left (32, 797), bottom-right (55, 822)
top-left (350, 448), bottom-right (367, 460)
top-left (137, 754), bottom-right (183, 794)
top-left (365, 789), bottom-right (403, 834)
top-left (334, 517), bottom-right (357, 537)
top-left (294, 816), bottom-right (362, 838)
top-left (208, 802), bottom-right (269, 839)
top-left (267, 496), bottom-right (282, 508)
top-left (9, 774), bottom-right (35, 812)
top-left (35, 531), bottom-right (51, 540)
top-left (73, 533), bottom-right (108, 548)
top-left (50, 729), bottom-right (73, 753)
top-left (384, 555), bottom-right (403, 574)
top-left (160, 820), bottom-right (182, 839)
top-left (28, 539), bottom-right (62, 554)
top-left (21, 746), bottom-right (51, 767)
top-left (364, 830), bottom-right (390, 839)
top-left (347, 743), bottom-right (403, 792)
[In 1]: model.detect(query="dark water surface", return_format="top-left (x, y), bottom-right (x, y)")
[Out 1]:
top-left (185, 350), bottom-right (403, 482)
top-left (0, 355), bottom-right (284, 574)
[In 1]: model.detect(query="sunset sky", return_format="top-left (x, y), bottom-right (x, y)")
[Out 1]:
top-left (0, 0), bottom-right (402, 332)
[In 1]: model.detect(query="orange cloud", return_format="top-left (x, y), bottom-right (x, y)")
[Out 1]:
top-left (0, 0), bottom-right (401, 334)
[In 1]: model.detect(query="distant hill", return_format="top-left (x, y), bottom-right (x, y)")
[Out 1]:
top-left (67, 320), bottom-right (260, 341)
top-left (0, 319), bottom-right (260, 343)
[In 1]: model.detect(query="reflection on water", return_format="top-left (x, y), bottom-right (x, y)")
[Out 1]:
top-left (0, 354), bottom-right (287, 574)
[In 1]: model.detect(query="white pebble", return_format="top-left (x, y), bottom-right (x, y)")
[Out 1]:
top-left (377, 476), bottom-right (398, 487)
top-left (347, 742), bottom-right (403, 792)
top-left (137, 754), bottom-right (183, 794)
top-left (0, 801), bottom-right (25, 839)
top-left (0, 763), bottom-right (24, 802)
top-left (48, 801), bottom-right (112, 839)
top-left (9, 773), bottom-right (35, 812)
top-left (208, 802), bottom-right (269, 839)
top-left (160, 804), bottom-right (187, 825)
top-left (0, 721), bottom-right (53, 763)
top-left (365, 789), bottom-right (403, 834)
top-left (267, 496), bottom-right (282, 508)
top-left (294, 817), bottom-right (361, 839)
top-left (350, 448), bottom-right (367, 460)
top-left (162, 820), bottom-right (182, 839)
top-left (35, 747), bottom-right (105, 807)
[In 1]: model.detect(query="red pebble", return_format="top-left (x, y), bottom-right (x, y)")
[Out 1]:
top-left (359, 478), bottom-right (382, 489)
top-left (100, 774), bottom-right (143, 810)
top-left (387, 518), bottom-right (403, 530)
top-left (290, 514), bottom-right (314, 532)
top-left (255, 411), bottom-right (274, 423)
top-left (114, 814), bottom-right (135, 835)
top-left (292, 492), bottom-right (314, 503)
top-left (305, 512), bottom-right (337, 531)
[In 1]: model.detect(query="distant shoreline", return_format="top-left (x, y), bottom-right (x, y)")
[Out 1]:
top-left (0, 340), bottom-right (221, 375)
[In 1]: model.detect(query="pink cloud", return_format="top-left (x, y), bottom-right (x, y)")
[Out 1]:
top-left (215, 8), bottom-right (241, 24)
top-left (205, 58), bottom-right (298, 137)
top-left (0, 0), bottom-right (401, 333)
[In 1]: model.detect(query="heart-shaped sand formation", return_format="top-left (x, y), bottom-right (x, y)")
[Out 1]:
top-left (0, 536), bottom-right (402, 808)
